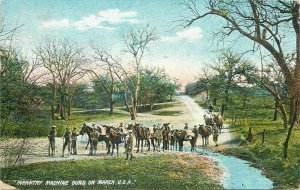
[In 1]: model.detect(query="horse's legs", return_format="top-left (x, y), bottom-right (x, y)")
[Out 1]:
top-left (141, 140), bottom-right (143, 153)
top-left (106, 139), bottom-right (111, 154)
top-left (151, 139), bottom-right (155, 151)
top-left (85, 140), bottom-right (90, 150)
top-left (136, 139), bottom-right (140, 153)
top-left (110, 141), bottom-right (114, 156)
top-left (147, 139), bottom-right (150, 151)
top-left (116, 142), bottom-right (119, 156)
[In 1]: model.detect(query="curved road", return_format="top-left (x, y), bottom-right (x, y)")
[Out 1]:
top-left (179, 95), bottom-right (231, 146)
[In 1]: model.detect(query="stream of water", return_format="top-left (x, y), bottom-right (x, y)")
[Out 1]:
top-left (183, 147), bottom-right (273, 189)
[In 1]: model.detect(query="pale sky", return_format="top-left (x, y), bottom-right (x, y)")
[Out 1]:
top-left (2, 0), bottom-right (264, 88)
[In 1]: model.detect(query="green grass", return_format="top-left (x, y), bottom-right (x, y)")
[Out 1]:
top-left (194, 95), bottom-right (300, 189)
top-left (152, 110), bottom-right (182, 116)
top-left (1, 154), bottom-right (222, 190)
top-left (119, 102), bottom-right (178, 113)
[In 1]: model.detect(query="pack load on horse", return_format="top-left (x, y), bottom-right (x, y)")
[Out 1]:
top-left (79, 122), bottom-right (110, 155)
top-left (198, 124), bottom-right (212, 147)
top-left (133, 123), bottom-right (151, 153)
top-left (105, 125), bottom-right (122, 156)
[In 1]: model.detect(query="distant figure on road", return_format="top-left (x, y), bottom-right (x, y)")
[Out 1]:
top-left (212, 125), bottom-right (219, 147)
top-left (48, 125), bottom-right (56, 156)
top-left (62, 126), bottom-right (71, 157)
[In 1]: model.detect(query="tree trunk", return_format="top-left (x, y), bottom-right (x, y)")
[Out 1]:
top-left (273, 98), bottom-right (279, 121)
top-left (221, 104), bottom-right (225, 116)
top-left (51, 81), bottom-right (56, 120)
top-left (213, 98), bottom-right (217, 106)
top-left (67, 96), bottom-right (72, 116)
top-left (283, 99), bottom-right (298, 159)
top-left (59, 94), bottom-right (65, 120)
top-left (109, 96), bottom-right (114, 116)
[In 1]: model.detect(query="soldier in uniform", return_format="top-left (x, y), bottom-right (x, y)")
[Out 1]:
top-left (89, 127), bottom-right (98, 156)
top-left (212, 125), bottom-right (219, 147)
top-left (48, 125), bottom-right (56, 156)
top-left (71, 127), bottom-right (79, 155)
top-left (125, 130), bottom-right (134, 160)
top-left (62, 126), bottom-right (71, 157)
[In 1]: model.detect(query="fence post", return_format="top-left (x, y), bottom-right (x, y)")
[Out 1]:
top-left (262, 129), bottom-right (265, 145)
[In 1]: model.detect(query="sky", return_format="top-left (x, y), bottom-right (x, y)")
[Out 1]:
top-left (2, 0), bottom-right (251, 88)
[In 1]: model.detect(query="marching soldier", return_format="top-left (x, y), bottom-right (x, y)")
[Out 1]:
top-left (212, 125), bottom-right (219, 147)
top-left (48, 125), bottom-right (56, 156)
top-left (89, 127), bottom-right (98, 156)
top-left (125, 130), bottom-right (134, 160)
top-left (184, 123), bottom-right (189, 130)
top-left (62, 126), bottom-right (71, 157)
top-left (71, 127), bottom-right (79, 155)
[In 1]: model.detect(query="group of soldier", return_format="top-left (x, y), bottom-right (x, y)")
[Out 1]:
top-left (47, 105), bottom-right (220, 159)
top-left (47, 124), bottom-right (134, 160)
top-left (48, 126), bottom-right (80, 157)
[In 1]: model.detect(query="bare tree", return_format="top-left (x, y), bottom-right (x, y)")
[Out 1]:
top-left (86, 47), bottom-right (116, 116)
top-left (121, 25), bottom-right (158, 120)
top-left (34, 38), bottom-right (86, 119)
top-left (180, 0), bottom-right (300, 122)
top-left (180, 0), bottom-right (300, 158)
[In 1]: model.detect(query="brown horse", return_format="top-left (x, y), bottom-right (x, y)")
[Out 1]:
top-left (198, 124), bottom-right (212, 147)
top-left (105, 125), bottom-right (122, 156)
top-left (213, 114), bottom-right (223, 134)
top-left (153, 125), bottom-right (164, 151)
top-left (134, 124), bottom-right (151, 153)
top-left (79, 123), bottom-right (111, 154)
top-left (169, 129), bottom-right (178, 151)
top-left (173, 129), bottom-right (187, 151)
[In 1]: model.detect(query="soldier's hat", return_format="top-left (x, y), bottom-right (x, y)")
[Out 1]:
top-left (185, 123), bottom-right (188, 125)
top-left (51, 125), bottom-right (56, 128)
top-left (128, 130), bottom-right (133, 133)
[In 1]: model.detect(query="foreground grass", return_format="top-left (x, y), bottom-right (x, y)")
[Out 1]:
top-left (194, 94), bottom-right (300, 189)
top-left (1, 153), bottom-right (222, 190)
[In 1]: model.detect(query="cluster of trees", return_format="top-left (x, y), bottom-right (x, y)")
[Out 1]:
top-left (181, 0), bottom-right (299, 158)
top-left (0, 21), bottom-right (180, 137)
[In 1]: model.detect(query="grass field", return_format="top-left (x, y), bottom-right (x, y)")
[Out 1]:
top-left (194, 94), bottom-right (300, 189)
top-left (1, 153), bottom-right (222, 190)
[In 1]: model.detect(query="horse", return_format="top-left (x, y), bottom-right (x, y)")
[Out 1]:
top-left (105, 125), bottom-right (122, 156)
top-left (173, 129), bottom-right (187, 151)
top-left (134, 124), bottom-right (151, 153)
top-left (213, 113), bottom-right (223, 134)
top-left (169, 129), bottom-right (177, 151)
top-left (153, 125), bottom-right (164, 151)
top-left (162, 123), bottom-right (171, 151)
top-left (198, 124), bottom-right (212, 147)
top-left (79, 122), bottom-right (111, 154)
